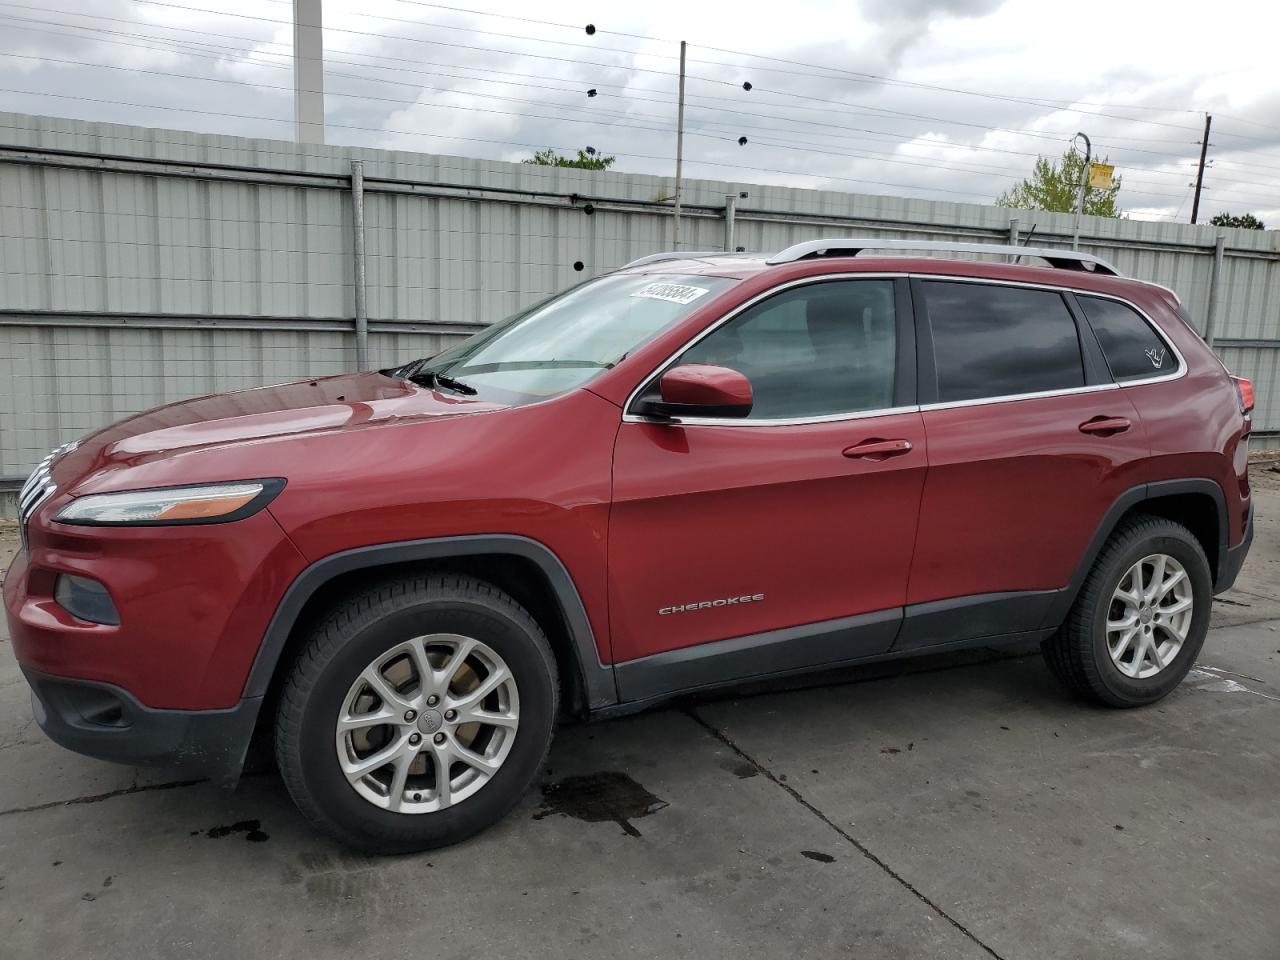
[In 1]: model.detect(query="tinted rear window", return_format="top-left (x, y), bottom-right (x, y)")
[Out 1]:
top-left (923, 281), bottom-right (1085, 403)
top-left (1077, 295), bottom-right (1176, 381)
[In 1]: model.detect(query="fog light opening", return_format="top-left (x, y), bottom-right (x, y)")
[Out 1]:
top-left (54, 574), bottom-right (121, 626)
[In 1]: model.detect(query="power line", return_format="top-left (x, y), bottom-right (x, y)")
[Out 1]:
top-left (377, 0), bottom-right (1232, 125)
top-left (0, 89), bottom-right (1013, 201)
top-left (9, 34), bottom-right (1280, 204)
top-left (5, 4), bottom-right (1277, 207)
top-left (0, 11), bottom-right (1224, 191)
top-left (14, 44), bottom-right (1274, 205)
top-left (1213, 112), bottom-right (1280, 136)
top-left (47, 0), bottom-right (1276, 140)
top-left (16, 80), bottom-right (1276, 208)
top-left (1, 4), bottom-right (1259, 163)
top-left (0, 13), bottom-right (1215, 176)
top-left (47, 0), bottom-right (729, 85)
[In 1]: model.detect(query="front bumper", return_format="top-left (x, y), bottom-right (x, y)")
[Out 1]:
top-left (22, 667), bottom-right (261, 786)
top-left (1214, 503), bottom-right (1254, 594)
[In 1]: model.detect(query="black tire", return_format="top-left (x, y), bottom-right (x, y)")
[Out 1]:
top-left (274, 573), bottom-right (558, 854)
top-left (1041, 514), bottom-right (1212, 708)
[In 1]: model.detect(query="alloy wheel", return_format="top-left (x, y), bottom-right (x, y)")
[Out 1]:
top-left (1106, 553), bottom-right (1194, 680)
top-left (335, 633), bottom-right (520, 813)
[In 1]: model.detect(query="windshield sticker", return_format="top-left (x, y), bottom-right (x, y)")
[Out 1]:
top-left (1145, 347), bottom-right (1167, 368)
top-left (631, 282), bottom-right (713, 305)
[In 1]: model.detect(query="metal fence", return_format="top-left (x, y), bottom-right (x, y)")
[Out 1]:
top-left (3, 111), bottom-right (1280, 511)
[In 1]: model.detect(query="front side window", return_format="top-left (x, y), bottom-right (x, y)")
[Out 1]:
top-left (412, 273), bottom-right (737, 403)
top-left (677, 279), bottom-right (897, 419)
top-left (924, 281), bottom-right (1084, 403)
top-left (1077, 295), bottom-right (1177, 381)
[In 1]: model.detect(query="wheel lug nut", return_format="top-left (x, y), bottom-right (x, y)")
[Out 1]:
top-left (426, 695), bottom-right (439, 707)
top-left (408, 733), bottom-right (421, 745)
top-left (444, 709), bottom-right (457, 722)
top-left (404, 710), bottom-right (416, 722)
top-left (433, 732), bottom-right (446, 745)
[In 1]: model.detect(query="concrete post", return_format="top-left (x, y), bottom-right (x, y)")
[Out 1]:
top-left (1204, 234), bottom-right (1226, 349)
top-left (672, 40), bottom-right (687, 250)
top-left (351, 160), bottom-right (368, 370)
top-left (724, 194), bottom-right (738, 252)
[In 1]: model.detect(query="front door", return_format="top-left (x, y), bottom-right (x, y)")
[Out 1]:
top-left (607, 277), bottom-right (927, 699)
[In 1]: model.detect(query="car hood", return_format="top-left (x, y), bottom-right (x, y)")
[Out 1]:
top-left (50, 371), bottom-right (508, 490)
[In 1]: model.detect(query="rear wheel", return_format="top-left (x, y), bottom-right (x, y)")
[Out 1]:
top-left (275, 574), bottom-right (558, 854)
top-left (1041, 515), bottom-right (1211, 707)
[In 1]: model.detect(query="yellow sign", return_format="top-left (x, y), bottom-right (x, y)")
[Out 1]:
top-left (1089, 162), bottom-right (1115, 189)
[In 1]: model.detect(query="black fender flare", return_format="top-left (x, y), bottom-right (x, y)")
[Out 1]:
top-left (241, 534), bottom-right (620, 710)
top-left (1040, 477), bottom-right (1229, 628)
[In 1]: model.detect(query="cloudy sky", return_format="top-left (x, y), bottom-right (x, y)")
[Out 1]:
top-left (3, 0), bottom-right (1280, 223)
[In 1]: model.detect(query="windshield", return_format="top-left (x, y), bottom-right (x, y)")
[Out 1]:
top-left (407, 273), bottom-right (737, 403)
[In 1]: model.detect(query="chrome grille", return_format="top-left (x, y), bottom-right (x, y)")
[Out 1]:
top-left (19, 441), bottom-right (76, 551)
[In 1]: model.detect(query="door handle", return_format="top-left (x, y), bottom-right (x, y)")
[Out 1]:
top-left (842, 438), bottom-right (913, 460)
top-left (1078, 416), bottom-right (1131, 436)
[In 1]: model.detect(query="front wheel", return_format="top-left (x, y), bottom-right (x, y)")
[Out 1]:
top-left (1042, 514), bottom-right (1212, 707)
top-left (274, 574), bottom-right (559, 854)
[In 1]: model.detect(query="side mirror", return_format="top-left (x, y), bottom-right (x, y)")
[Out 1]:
top-left (638, 364), bottom-right (753, 419)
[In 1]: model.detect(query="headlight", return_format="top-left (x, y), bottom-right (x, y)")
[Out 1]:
top-left (55, 479), bottom-right (284, 526)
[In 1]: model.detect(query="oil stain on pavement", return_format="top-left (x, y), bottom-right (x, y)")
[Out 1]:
top-left (534, 771), bottom-right (668, 838)
top-left (194, 819), bottom-right (269, 842)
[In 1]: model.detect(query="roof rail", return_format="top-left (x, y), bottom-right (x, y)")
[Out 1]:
top-left (623, 251), bottom-right (734, 268)
top-left (765, 238), bottom-right (1123, 276)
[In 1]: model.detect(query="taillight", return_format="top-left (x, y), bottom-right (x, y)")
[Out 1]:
top-left (1232, 376), bottom-right (1255, 414)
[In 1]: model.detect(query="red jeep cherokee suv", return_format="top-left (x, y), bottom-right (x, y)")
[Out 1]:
top-left (5, 239), bottom-right (1254, 853)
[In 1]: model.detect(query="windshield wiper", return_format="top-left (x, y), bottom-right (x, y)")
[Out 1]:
top-left (396, 356), bottom-right (434, 379)
top-left (408, 369), bottom-right (477, 395)
top-left (434, 373), bottom-right (477, 395)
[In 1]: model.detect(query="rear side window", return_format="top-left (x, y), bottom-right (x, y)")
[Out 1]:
top-left (923, 281), bottom-right (1084, 403)
top-left (1077, 295), bottom-right (1176, 381)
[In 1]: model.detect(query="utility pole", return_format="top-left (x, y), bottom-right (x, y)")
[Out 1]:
top-left (672, 40), bottom-right (686, 250)
top-left (1072, 131), bottom-right (1091, 251)
top-left (1190, 113), bottom-right (1212, 225)
top-left (293, 0), bottom-right (325, 144)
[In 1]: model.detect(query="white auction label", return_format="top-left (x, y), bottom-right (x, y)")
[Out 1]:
top-left (630, 282), bottom-right (712, 305)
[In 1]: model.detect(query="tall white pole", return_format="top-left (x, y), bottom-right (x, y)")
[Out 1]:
top-left (672, 40), bottom-right (686, 249)
top-left (293, 0), bottom-right (325, 144)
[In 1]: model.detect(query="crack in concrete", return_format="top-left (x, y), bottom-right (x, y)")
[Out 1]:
top-left (0, 777), bottom-right (208, 818)
top-left (686, 708), bottom-right (1008, 960)
top-left (1200, 664), bottom-right (1268, 684)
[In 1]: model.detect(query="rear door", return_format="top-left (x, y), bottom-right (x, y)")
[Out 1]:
top-left (608, 277), bottom-right (927, 694)
top-left (900, 277), bottom-right (1148, 649)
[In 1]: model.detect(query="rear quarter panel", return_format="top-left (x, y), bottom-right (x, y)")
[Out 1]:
top-left (1118, 290), bottom-right (1249, 546)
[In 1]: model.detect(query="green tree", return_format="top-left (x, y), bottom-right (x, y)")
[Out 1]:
top-left (522, 148), bottom-right (616, 171)
top-left (1209, 212), bottom-right (1265, 230)
top-left (996, 146), bottom-right (1122, 218)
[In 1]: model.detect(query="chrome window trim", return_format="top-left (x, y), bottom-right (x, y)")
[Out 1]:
top-left (622, 272), bottom-right (905, 427)
top-left (637, 404), bottom-right (922, 429)
top-left (918, 382), bottom-right (1119, 412)
top-left (621, 272), bottom-right (1184, 428)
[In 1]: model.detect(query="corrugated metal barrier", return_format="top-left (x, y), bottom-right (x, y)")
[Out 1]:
top-left (3, 111), bottom-right (1279, 511)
